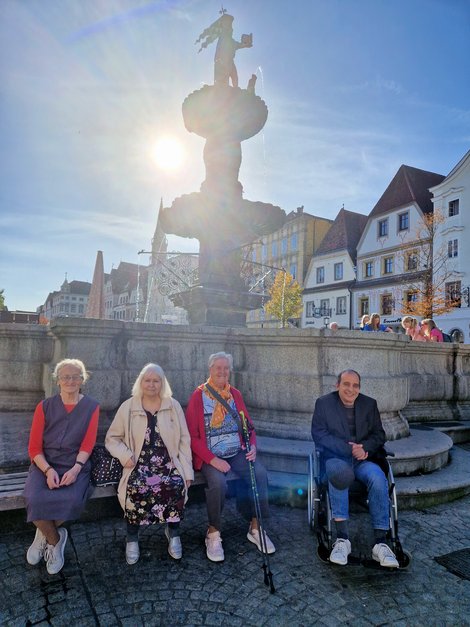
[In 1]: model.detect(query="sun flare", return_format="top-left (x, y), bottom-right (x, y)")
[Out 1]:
top-left (152, 137), bottom-right (185, 171)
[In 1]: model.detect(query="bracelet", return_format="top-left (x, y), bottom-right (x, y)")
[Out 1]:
top-left (75, 460), bottom-right (85, 467)
top-left (44, 466), bottom-right (52, 475)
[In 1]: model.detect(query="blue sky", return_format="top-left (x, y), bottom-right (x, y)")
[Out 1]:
top-left (1, 0), bottom-right (469, 312)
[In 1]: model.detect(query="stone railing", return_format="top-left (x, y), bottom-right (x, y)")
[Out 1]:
top-left (2, 320), bottom-right (470, 445)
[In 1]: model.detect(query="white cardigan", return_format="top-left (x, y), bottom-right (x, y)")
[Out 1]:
top-left (105, 396), bottom-right (194, 512)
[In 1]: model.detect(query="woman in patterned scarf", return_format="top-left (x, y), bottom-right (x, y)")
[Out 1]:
top-left (186, 352), bottom-right (275, 562)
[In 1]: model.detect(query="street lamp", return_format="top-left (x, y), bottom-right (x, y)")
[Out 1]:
top-left (324, 316), bottom-right (330, 328)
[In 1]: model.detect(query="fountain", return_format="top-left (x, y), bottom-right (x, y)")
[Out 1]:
top-left (159, 11), bottom-right (285, 326)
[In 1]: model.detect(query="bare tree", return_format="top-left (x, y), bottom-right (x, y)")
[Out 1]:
top-left (399, 209), bottom-right (458, 318)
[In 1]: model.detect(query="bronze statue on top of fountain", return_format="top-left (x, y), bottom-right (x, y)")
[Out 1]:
top-left (195, 11), bottom-right (252, 88)
top-left (159, 12), bottom-right (285, 326)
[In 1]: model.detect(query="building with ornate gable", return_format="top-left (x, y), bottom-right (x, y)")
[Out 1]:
top-left (302, 208), bottom-right (368, 329)
top-left (352, 164), bottom-right (445, 329)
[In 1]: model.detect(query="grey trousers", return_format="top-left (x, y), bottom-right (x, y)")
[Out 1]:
top-left (200, 450), bottom-right (270, 531)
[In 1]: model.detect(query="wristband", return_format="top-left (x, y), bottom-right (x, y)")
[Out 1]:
top-left (75, 460), bottom-right (85, 467)
top-left (44, 466), bottom-right (52, 475)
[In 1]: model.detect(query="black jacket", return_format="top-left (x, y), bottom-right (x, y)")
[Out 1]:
top-left (311, 391), bottom-right (386, 463)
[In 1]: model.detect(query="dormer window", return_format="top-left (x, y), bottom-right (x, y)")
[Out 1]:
top-left (378, 218), bottom-right (388, 237)
top-left (398, 211), bottom-right (409, 231)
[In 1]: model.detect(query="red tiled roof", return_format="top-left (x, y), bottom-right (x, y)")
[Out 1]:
top-left (369, 165), bottom-right (445, 217)
top-left (314, 208), bottom-right (368, 262)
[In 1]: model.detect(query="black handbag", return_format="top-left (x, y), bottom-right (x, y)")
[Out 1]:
top-left (90, 445), bottom-right (123, 487)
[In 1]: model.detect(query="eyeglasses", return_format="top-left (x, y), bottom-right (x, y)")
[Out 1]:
top-left (59, 375), bottom-right (83, 382)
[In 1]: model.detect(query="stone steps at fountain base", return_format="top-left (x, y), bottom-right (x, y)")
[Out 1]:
top-left (257, 426), bottom-right (454, 477)
top-left (413, 420), bottom-right (470, 444)
top-left (266, 446), bottom-right (470, 510)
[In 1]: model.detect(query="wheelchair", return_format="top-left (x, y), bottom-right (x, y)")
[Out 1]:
top-left (307, 444), bottom-right (411, 569)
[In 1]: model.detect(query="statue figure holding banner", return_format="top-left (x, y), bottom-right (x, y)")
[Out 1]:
top-left (195, 11), bottom-right (252, 88)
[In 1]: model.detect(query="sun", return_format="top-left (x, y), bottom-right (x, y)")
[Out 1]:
top-left (152, 137), bottom-right (185, 171)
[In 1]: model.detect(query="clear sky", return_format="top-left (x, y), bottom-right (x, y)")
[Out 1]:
top-left (1, 0), bottom-right (469, 312)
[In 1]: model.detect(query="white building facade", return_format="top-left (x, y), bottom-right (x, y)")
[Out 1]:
top-left (302, 209), bottom-right (368, 329)
top-left (352, 165), bottom-right (445, 330)
top-left (431, 150), bottom-right (470, 342)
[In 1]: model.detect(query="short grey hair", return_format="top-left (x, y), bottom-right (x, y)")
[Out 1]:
top-left (53, 359), bottom-right (88, 383)
top-left (131, 363), bottom-right (172, 399)
top-left (208, 352), bottom-right (233, 370)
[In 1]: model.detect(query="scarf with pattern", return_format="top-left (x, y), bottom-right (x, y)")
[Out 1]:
top-left (199, 377), bottom-right (234, 428)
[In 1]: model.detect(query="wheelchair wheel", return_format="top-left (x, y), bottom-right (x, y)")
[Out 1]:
top-left (307, 453), bottom-right (318, 530)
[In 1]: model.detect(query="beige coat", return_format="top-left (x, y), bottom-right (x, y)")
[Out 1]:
top-left (105, 396), bottom-right (194, 512)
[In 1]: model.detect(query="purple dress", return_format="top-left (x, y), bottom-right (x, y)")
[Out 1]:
top-left (23, 394), bottom-right (98, 522)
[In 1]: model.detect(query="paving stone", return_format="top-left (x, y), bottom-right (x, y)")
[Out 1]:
top-left (2, 497), bottom-right (470, 625)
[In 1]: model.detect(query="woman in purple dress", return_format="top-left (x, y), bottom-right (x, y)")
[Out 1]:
top-left (105, 364), bottom-right (193, 565)
top-left (24, 359), bottom-right (99, 574)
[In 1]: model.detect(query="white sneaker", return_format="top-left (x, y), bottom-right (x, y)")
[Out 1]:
top-left (165, 526), bottom-right (182, 560)
top-left (126, 541), bottom-right (140, 565)
top-left (26, 527), bottom-right (47, 565)
top-left (205, 530), bottom-right (224, 562)
top-left (44, 528), bottom-right (68, 575)
top-left (329, 538), bottom-right (351, 565)
top-left (247, 527), bottom-right (276, 554)
top-left (372, 543), bottom-right (399, 568)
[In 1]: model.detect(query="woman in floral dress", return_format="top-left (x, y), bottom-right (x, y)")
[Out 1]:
top-left (106, 364), bottom-right (193, 565)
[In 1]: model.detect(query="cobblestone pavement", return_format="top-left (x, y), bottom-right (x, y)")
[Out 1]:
top-left (1, 493), bottom-right (470, 627)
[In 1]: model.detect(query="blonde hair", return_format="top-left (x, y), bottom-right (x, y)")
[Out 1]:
top-left (360, 314), bottom-right (370, 329)
top-left (53, 358), bottom-right (88, 383)
top-left (421, 318), bottom-right (436, 331)
top-left (131, 363), bottom-right (172, 399)
top-left (401, 316), bottom-right (418, 330)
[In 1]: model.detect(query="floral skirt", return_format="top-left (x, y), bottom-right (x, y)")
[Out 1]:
top-left (125, 425), bottom-right (185, 526)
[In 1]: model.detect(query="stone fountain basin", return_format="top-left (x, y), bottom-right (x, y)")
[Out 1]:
top-left (182, 84), bottom-right (268, 140)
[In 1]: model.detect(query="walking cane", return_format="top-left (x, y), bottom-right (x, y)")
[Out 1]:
top-left (204, 384), bottom-right (275, 592)
top-left (239, 410), bottom-right (275, 593)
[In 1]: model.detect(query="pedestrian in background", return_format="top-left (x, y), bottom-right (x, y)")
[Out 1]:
top-left (401, 316), bottom-right (426, 341)
top-left (364, 313), bottom-right (393, 333)
top-left (421, 319), bottom-right (443, 342)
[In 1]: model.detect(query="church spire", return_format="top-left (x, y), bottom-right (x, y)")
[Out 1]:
top-left (151, 198), bottom-right (168, 264)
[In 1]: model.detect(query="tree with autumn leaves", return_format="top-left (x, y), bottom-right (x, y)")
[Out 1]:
top-left (264, 270), bottom-right (303, 328)
top-left (400, 209), bottom-right (459, 318)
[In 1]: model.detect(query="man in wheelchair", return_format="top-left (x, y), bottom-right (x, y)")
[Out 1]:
top-left (311, 369), bottom-right (399, 568)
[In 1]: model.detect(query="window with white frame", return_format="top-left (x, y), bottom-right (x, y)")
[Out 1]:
top-left (316, 266), bottom-right (325, 284)
top-left (448, 239), bottom-right (458, 258)
top-left (359, 298), bottom-right (369, 316)
top-left (406, 251), bottom-right (418, 271)
top-left (378, 218), bottom-right (388, 237)
top-left (449, 199), bottom-right (459, 217)
top-left (336, 296), bottom-right (347, 315)
top-left (306, 301), bottom-right (315, 317)
top-left (334, 262), bottom-right (343, 281)
top-left (281, 237), bottom-right (288, 255)
top-left (291, 233), bottom-right (298, 252)
top-left (381, 294), bottom-right (393, 315)
top-left (364, 261), bottom-right (374, 278)
top-left (446, 281), bottom-right (462, 307)
top-left (398, 211), bottom-right (409, 232)
top-left (404, 290), bottom-right (418, 304)
top-left (320, 299), bottom-right (330, 315)
top-left (383, 256), bottom-right (394, 274)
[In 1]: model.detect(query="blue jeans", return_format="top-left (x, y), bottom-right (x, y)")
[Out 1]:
top-left (326, 458), bottom-right (389, 530)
